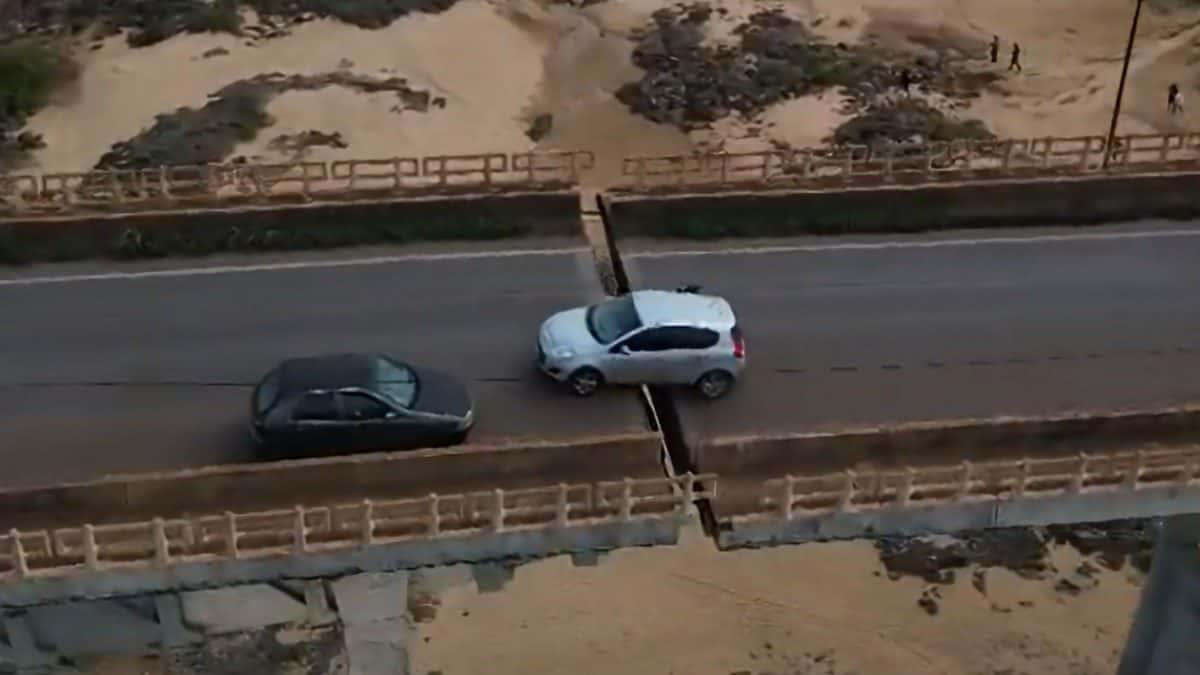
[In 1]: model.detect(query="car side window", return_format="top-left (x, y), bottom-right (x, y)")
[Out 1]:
top-left (292, 392), bottom-right (339, 422)
top-left (623, 328), bottom-right (673, 352)
top-left (339, 392), bottom-right (392, 421)
top-left (667, 326), bottom-right (720, 350)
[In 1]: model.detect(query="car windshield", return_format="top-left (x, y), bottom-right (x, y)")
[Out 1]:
top-left (586, 295), bottom-right (642, 344)
top-left (374, 357), bottom-right (419, 408)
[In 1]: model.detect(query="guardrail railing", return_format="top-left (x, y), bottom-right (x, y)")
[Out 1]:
top-left (729, 447), bottom-right (1200, 524)
top-left (0, 473), bottom-right (713, 581)
top-left (0, 150), bottom-right (595, 215)
top-left (616, 132), bottom-right (1200, 192)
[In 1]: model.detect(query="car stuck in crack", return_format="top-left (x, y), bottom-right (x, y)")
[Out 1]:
top-left (536, 285), bottom-right (745, 398)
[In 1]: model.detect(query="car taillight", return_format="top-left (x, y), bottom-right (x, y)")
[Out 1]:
top-left (732, 325), bottom-right (744, 359)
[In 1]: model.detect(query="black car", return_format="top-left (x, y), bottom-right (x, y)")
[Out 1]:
top-left (250, 353), bottom-right (475, 458)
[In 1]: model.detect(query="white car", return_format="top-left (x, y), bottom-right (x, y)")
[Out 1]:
top-left (536, 286), bottom-right (745, 398)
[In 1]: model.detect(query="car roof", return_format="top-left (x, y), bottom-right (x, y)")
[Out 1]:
top-left (630, 290), bottom-right (736, 330)
top-left (275, 353), bottom-right (379, 395)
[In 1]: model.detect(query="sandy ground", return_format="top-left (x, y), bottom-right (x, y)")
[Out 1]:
top-left (17, 0), bottom-right (1200, 184)
top-left (63, 520), bottom-right (1145, 675)
top-left (408, 521), bottom-right (1143, 675)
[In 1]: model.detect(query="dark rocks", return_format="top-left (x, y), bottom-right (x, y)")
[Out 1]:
top-left (972, 568), bottom-right (988, 595)
top-left (267, 130), bottom-right (348, 158)
top-left (526, 113), bottom-right (554, 141)
top-left (830, 97), bottom-right (994, 146)
top-left (617, 4), bottom-right (998, 145)
top-left (876, 530), bottom-right (1049, 584)
top-left (918, 586), bottom-right (941, 615)
top-left (202, 46), bottom-right (230, 58)
top-left (877, 521), bottom-right (1160, 614)
top-left (1045, 519), bottom-right (1158, 574)
top-left (95, 71), bottom-right (433, 171)
top-left (16, 131), bottom-right (45, 150)
top-left (13, 0), bottom-right (468, 48)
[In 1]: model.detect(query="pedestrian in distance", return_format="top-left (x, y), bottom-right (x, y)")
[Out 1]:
top-left (899, 67), bottom-right (912, 96)
top-left (1168, 83), bottom-right (1183, 115)
top-left (989, 35), bottom-right (999, 64)
top-left (1009, 43), bottom-right (1022, 72)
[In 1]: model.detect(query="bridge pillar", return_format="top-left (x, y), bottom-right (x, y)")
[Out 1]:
top-left (1118, 514), bottom-right (1200, 675)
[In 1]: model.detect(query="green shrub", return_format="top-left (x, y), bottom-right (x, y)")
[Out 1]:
top-left (0, 39), bottom-right (77, 127)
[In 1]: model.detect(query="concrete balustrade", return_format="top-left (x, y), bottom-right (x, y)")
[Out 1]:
top-left (614, 132), bottom-right (1200, 192)
top-left (0, 473), bottom-right (714, 586)
top-left (0, 151), bottom-right (596, 215)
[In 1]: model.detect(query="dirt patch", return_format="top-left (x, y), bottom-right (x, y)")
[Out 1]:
top-left (94, 71), bottom-right (431, 170)
top-left (616, 4), bottom-right (997, 146)
top-left (728, 650), bottom-right (845, 675)
top-left (13, 0), bottom-right (463, 48)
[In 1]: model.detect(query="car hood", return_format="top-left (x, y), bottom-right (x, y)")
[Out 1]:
top-left (540, 307), bottom-right (600, 351)
top-left (410, 367), bottom-right (473, 418)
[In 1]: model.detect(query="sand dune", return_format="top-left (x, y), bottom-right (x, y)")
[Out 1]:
top-left (17, 0), bottom-right (1200, 185)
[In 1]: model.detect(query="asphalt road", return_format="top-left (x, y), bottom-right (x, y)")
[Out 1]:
top-left (0, 245), bottom-right (647, 487)
top-left (625, 225), bottom-right (1200, 445)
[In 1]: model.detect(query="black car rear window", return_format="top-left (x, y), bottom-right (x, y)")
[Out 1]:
top-left (254, 369), bottom-right (282, 413)
top-left (374, 357), bottom-right (419, 408)
top-left (586, 295), bottom-right (642, 344)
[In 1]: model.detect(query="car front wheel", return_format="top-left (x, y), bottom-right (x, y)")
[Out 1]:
top-left (567, 367), bottom-right (604, 397)
top-left (695, 369), bottom-right (735, 399)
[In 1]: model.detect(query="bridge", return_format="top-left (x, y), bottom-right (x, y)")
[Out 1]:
top-left (3, 132), bottom-right (1200, 673)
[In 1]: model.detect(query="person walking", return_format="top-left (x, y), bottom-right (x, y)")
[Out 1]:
top-left (1009, 43), bottom-right (1022, 72)
top-left (989, 35), bottom-right (999, 64)
top-left (899, 67), bottom-right (912, 96)
top-left (1168, 83), bottom-right (1182, 114)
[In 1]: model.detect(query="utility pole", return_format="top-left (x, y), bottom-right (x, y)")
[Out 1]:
top-left (1103, 0), bottom-right (1144, 169)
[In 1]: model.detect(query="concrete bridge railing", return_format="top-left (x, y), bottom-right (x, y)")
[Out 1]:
top-left (719, 446), bottom-right (1200, 549)
top-left (615, 132), bottom-right (1200, 192)
top-left (0, 150), bottom-right (596, 215)
top-left (0, 473), bottom-right (714, 585)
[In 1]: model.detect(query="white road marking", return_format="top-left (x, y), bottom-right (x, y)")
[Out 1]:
top-left (0, 246), bottom-right (590, 288)
top-left (1, 227), bottom-right (1199, 288)
top-left (624, 228), bottom-right (1200, 259)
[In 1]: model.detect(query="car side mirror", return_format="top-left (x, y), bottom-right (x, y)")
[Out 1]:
top-left (611, 344), bottom-right (631, 355)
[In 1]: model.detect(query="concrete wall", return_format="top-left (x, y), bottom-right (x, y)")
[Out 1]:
top-left (607, 172), bottom-right (1200, 238)
top-left (0, 434), bottom-right (663, 531)
top-left (0, 190), bottom-right (582, 264)
top-left (717, 484), bottom-right (1200, 550)
top-left (696, 407), bottom-right (1200, 516)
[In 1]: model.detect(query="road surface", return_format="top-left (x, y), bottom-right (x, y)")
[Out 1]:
top-left (624, 224), bottom-right (1200, 446)
top-left (0, 244), bottom-right (647, 487)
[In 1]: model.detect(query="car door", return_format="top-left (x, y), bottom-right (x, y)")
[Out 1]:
top-left (290, 391), bottom-right (349, 453)
top-left (602, 327), bottom-right (672, 384)
top-left (654, 326), bottom-right (722, 384)
top-left (337, 390), bottom-right (399, 451)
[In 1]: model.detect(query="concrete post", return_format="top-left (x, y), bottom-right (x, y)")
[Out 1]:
top-left (1118, 513), bottom-right (1200, 675)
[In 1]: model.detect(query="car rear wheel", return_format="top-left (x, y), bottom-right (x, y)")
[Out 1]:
top-left (695, 369), bottom-right (735, 399)
top-left (567, 367), bottom-right (604, 397)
